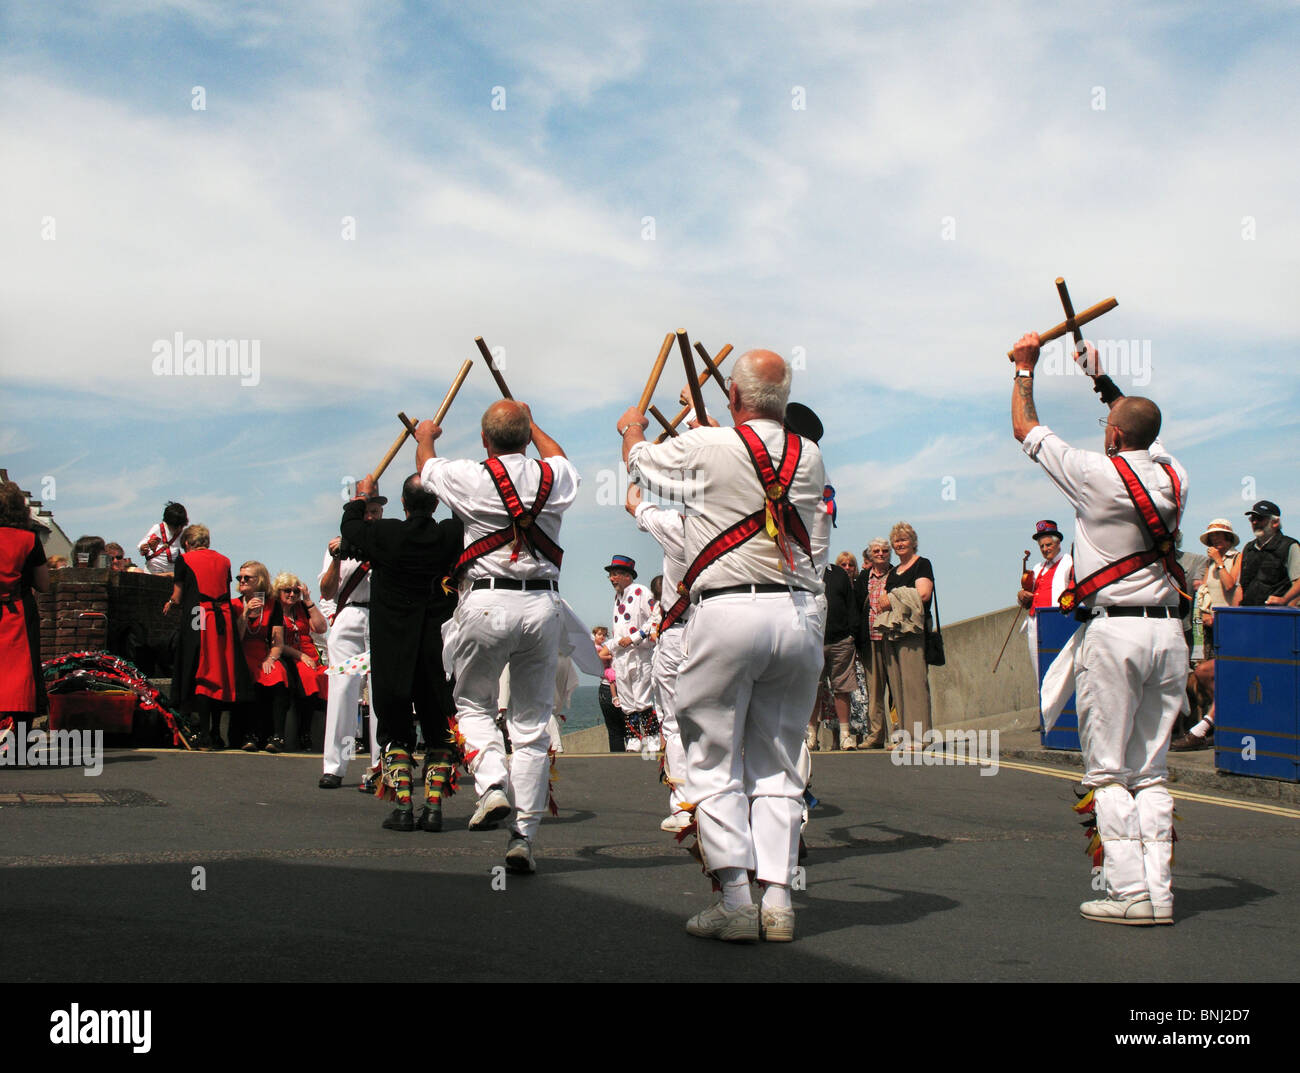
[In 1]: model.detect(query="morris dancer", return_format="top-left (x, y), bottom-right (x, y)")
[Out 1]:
top-left (620, 349), bottom-right (828, 943)
top-left (340, 474), bottom-right (463, 832)
top-left (604, 554), bottom-right (659, 752)
top-left (416, 400), bottom-right (579, 874)
top-left (318, 493), bottom-right (385, 789)
top-left (137, 502), bottom-right (188, 576)
top-left (1012, 333), bottom-right (1186, 926)
top-left (625, 486), bottom-right (690, 830)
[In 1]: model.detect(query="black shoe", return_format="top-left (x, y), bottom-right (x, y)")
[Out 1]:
top-left (241, 737), bottom-right (259, 752)
top-left (318, 773), bottom-right (343, 789)
top-left (382, 808), bottom-right (415, 832)
top-left (418, 805), bottom-right (443, 832)
top-left (265, 737), bottom-right (284, 754)
top-left (298, 735), bottom-right (313, 752)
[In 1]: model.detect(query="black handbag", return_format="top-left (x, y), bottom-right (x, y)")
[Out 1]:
top-left (924, 588), bottom-right (946, 666)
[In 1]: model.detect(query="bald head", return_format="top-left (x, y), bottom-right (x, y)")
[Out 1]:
top-left (1110, 397), bottom-right (1162, 450)
top-left (482, 400), bottom-right (531, 454)
top-left (731, 349), bottom-right (792, 420)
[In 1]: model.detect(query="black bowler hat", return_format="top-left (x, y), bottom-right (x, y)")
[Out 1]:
top-left (1245, 500), bottom-right (1281, 519)
top-left (784, 402), bottom-right (823, 444)
top-left (1032, 519), bottom-right (1063, 542)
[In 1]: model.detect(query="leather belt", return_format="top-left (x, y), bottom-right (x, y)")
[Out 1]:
top-left (470, 578), bottom-right (558, 592)
top-left (1088, 605), bottom-right (1177, 619)
top-left (696, 583), bottom-right (810, 602)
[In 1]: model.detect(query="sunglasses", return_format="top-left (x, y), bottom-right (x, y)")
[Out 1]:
top-left (236, 574), bottom-right (257, 582)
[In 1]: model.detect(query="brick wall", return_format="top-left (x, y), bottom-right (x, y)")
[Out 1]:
top-left (37, 569), bottom-right (173, 662)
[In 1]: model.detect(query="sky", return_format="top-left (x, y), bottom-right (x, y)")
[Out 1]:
top-left (2, 0), bottom-right (1297, 631)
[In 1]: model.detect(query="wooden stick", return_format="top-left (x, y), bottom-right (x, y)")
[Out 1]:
top-left (693, 342), bottom-right (728, 393)
top-left (1054, 277), bottom-right (1086, 356)
top-left (397, 411), bottom-right (418, 436)
top-left (648, 405), bottom-right (679, 437)
top-left (433, 359), bottom-right (473, 425)
top-left (676, 330), bottom-right (708, 428)
top-left (1008, 297), bottom-right (1118, 359)
top-left (475, 336), bottom-right (513, 398)
top-left (657, 344), bottom-right (735, 442)
top-left (991, 606), bottom-right (1024, 673)
top-left (636, 333), bottom-right (675, 414)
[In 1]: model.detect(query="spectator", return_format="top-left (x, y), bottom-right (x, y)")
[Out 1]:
top-left (809, 556), bottom-right (858, 750)
top-left (1235, 501), bottom-right (1300, 607)
top-left (593, 625), bottom-right (623, 752)
top-left (875, 521), bottom-right (934, 745)
top-left (232, 561), bottom-right (278, 751)
top-left (835, 551), bottom-right (870, 743)
top-left (164, 525), bottom-right (247, 751)
top-left (1017, 519), bottom-right (1073, 664)
top-left (0, 480), bottom-right (50, 721)
top-left (138, 502), bottom-right (188, 575)
top-left (854, 538), bottom-right (894, 748)
top-left (72, 534), bottom-right (106, 569)
top-left (47, 555), bottom-right (69, 570)
top-left (265, 572), bottom-right (329, 753)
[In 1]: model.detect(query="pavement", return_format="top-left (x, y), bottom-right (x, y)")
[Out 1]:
top-left (2, 739), bottom-right (1297, 984)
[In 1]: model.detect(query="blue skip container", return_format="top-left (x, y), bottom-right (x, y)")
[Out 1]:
top-left (1213, 606), bottom-right (1300, 782)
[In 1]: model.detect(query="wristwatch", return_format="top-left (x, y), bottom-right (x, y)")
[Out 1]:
top-left (1015, 369), bottom-right (1034, 379)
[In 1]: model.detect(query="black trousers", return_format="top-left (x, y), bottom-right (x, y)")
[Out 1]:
top-left (373, 658), bottom-right (455, 755)
top-left (598, 681), bottom-right (624, 752)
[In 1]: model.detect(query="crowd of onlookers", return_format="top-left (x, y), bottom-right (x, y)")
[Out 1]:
top-left (50, 502), bottom-right (337, 755)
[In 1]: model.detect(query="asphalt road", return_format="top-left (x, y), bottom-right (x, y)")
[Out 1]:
top-left (2, 747), bottom-right (1297, 983)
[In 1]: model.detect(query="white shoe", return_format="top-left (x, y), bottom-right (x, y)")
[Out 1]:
top-left (505, 833), bottom-right (536, 874)
top-left (760, 906), bottom-right (795, 942)
top-left (624, 736), bottom-right (642, 753)
top-left (1079, 893), bottom-right (1156, 926)
top-left (660, 812), bottom-right (690, 833)
top-left (1152, 903), bottom-right (1174, 925)
top-left (644, 733), bottom-right (662, 752)
top-left (685, 902), bottom-right (760, 942)
top-left (468, 787), bottom-right (511, 831)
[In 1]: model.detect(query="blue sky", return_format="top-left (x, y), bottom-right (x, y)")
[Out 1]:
top-left (2, 0), bottom-right (1297, 630)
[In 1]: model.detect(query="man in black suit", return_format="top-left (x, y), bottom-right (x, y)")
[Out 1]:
top-left (342, 472), bottom-right (464, 832)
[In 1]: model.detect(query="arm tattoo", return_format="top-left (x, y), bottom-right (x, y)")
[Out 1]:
top-left (1016, 377), bottom-right (1039, 423)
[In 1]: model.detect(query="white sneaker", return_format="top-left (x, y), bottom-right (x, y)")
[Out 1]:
top-left (685, 902), bottom-right (760, 942)
top-left (624, 736), bottom-right (642, 753)
top-left (1079, 893), bottom-right (1156, 926)
top-left (1152, 903), bottom-right (1174, 926)
top-left (468, 787), bottom-right (511, 831)
top-left (760, 906), bottom-right (795, 942)
top-left (644, 733), bottom-right (662, 752)
top-left (505, 833), bottom-right (536, 874)
top-left (660, 812), bottom-right (690, 833)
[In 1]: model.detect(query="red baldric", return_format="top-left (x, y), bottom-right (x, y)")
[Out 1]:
top-left (453, 457), bottom-right (563, 578)
top-left (1058, 456), bottom-right (1186, 611)
top-left (660, 426), bottom-right (811, 632)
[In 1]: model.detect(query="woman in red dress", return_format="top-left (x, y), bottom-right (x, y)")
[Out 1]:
top-left (0, 481), bottom-right (50, 727)
top-left (232, 560), bottom-right (278, 751)
top-left (265, 572), bottom-right (328, 753)
top-left (165, 525), bottom-right (249, 750)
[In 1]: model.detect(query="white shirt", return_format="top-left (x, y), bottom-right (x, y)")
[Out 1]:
top-left (319, 548), bottom-right (371, 616)
top-left (634, 500), bottom-right (690, 626)
top-left (611, 581), bottom-right (656, 649)
top-left (1022, 426), bottom-right (1188, 607)
top-left (137, 522), bottom-right (184, 574)
top-left (628, 419), bottom-right (828, 595)
top-left (420, 453), bottom-right (580, 584)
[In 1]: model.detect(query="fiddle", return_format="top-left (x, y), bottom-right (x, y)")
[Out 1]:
top-left (1019, 549), bottom-right (1033, 595)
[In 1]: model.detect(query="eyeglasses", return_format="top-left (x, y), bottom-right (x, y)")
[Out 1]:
top-left (236, 574), bottom-right (256, 582)
top-left (279, 590), bottom-right (299, 598)
top-left (1097, 418), bottom-right (1118, 428)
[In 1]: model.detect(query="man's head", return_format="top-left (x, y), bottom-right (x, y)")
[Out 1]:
top-left (1032, 519), bottom-right (1063, 562)
top-left (401, 473), bottom-right (438, 517)
top-left (162, 501), bottom-right (188, 532)
top-left (604, 554), bottom-right (637, 594)
top-left (1245, 500), bottom-right (1282, 541)
top-left (1104, 397), bottom-right (1161, 455)
top-left (363, 497), bottom-right (385, 522)
top-left (182, 524), bottom-right (210, 550)
top-left (728, 350), bottom-right (791, 423)
top-left (481, 400), bottom-right (531, 456)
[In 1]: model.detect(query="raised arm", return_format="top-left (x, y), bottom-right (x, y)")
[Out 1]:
top-left (1010, 333), bottom-right (1042, 443)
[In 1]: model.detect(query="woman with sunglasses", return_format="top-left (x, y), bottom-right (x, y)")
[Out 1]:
top-left (232, 561), bottom-right (279, 750)
top-left (264, 572), bottom-right (329, 753)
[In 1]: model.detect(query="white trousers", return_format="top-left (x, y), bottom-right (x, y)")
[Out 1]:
top-left (444, 589), bottom-right (562, 841)
top-left (653, 624), bottom-right (688, 814)
top-left (612, 641), bottom-right (656, 713)
top-left (676, 590), bottom-right (823, 885)
top-left (1076, 616), bottom-right (1185, 905)
top-left (322, 607), bottom-right (378, 776)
